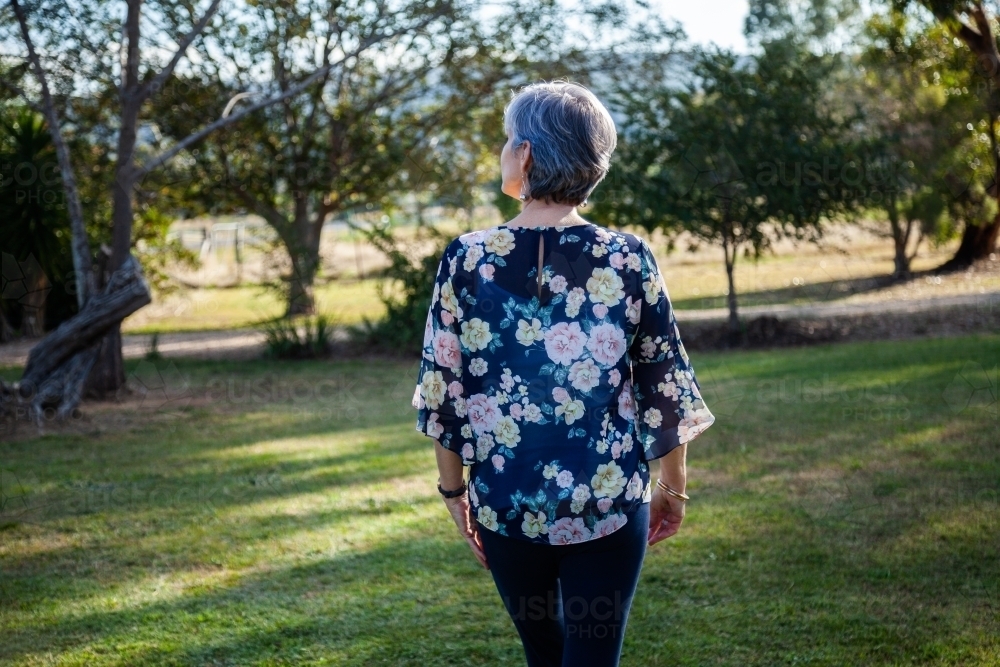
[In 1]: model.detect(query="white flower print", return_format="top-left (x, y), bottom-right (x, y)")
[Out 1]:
top-left (609, 369), bottom-right (621, 387)
top-left (586, 267), bottom-right (625, 306)
top-left (625, 296), bottom-right (642, 324)
top-left (523, 403), bottom-right (543, 422)
top-left (463, 244), bottom-right (485, 271)
top-left (555, 399), bottom-right (585, 425)
top-left (643, 271), bottom-right (664, 305)
top-left (522, 510), bottom-right (549, 538)
top-left (555, 470), bottom-right (575, 489)
top-left (643, 407), bottom-right (663, 428)
top-left (626, 252), bottom-right (642, 272)
top-left (591, 461), bottom-right (627, 499)
top-left (543, 463), bottom-right (560, 479)
top-left (568, 359), bottom-right (601, 391)
top-left (469, 357), bottom-right (488, 376)
top-left (493, 416), bottom-right (521, 447)
top-left (440, 279), bottom-right (459, 316)
top-left (421, 370), bottom-right (447, 410)
top-left (478, 506), bottom-right (499, 531)
top-left (425, 413), bottom-right (443, 439)
top-left (460, 318), bottom-right (492, 352)
top-left (476, 434), bottom-right (495, 461)
top-left (565, 287), bottom-right (586, 317)
top-left (516, 318), bottom-right (543, 346)
top-left (484, 228), bottom-right (516, 256)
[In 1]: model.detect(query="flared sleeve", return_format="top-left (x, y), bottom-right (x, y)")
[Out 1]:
top-left (628, 237), bottom-right (716, 460)
top-left (412, 238), bottom-right (476, 464)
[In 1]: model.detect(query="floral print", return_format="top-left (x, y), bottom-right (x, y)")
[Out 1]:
top-left (413, 223), bottom-right (715, 545)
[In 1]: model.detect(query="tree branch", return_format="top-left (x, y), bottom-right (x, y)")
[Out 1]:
top-left (136, 16), bottom-right (446, 179)
top-left (8, 0), bottom-right (94, 307)
top-left (138, 0), bottom-right (223, 103)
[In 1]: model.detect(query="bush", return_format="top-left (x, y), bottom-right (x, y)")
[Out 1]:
top-left (259, 315), bottom-right (334, 359)
top-left (348, 222), bottom-right (450, 352)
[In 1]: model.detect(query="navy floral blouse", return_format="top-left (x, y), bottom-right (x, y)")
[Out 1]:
top-left (412, 222), bottom-right (715, 545)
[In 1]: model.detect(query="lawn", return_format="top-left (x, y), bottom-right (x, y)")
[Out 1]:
top-left (0, 334), bottom-right (998, 666)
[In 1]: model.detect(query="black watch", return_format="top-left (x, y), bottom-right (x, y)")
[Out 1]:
top-left (437, 479), bottom-right (467, 499)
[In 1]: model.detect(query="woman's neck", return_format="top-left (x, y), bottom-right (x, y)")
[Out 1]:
top-left (504, 200), bottom-right (588, 229)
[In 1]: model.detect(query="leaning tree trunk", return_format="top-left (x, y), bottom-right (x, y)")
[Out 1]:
top-left (936, 214), bottom-right (1000, 272)
top-left (1, 255), bottom-right (151, 424)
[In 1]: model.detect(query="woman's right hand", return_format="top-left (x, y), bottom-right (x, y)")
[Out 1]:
top-left (443, 494), bottom-right (490, 569)
top-left (647, 484), bottom-right (686, 546)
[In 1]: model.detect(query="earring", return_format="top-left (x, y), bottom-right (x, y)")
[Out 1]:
top-left (519, 178), bottom-right (529, 202)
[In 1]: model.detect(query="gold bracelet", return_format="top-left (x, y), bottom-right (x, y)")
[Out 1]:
top-left (656, 478), bottom-right (690, 501)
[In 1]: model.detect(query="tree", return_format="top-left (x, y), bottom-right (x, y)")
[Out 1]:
top-left (856, 10), bottom-right (984, 276)
top-left (1, 0), bottom-right (379, 421)
top-left (893, 0), bottom-right (1000, 268)
top-left (595, 40), bottom-right (854, 339)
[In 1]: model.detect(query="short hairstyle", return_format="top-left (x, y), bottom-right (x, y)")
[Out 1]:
top-left (503, 81), bottom-right (618, 206)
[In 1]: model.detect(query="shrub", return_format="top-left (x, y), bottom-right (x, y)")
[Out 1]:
top-left (260, 315), bottom-right (333, 359)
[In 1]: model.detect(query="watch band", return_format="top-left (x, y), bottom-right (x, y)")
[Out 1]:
top-left (437, 479), bottom-right (468, 499)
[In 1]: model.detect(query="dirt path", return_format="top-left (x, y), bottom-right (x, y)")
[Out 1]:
top-left (1, 291), bottom-right (998, 368)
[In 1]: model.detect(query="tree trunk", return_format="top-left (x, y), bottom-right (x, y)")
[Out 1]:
top-left (12, 255), bottom-right (150, 423)
top-left (19, 262), bottom-right (49, 337)
top-left (285, 200), bottom-right (326, 316)
top-left (936, 213), bottom-right (1000, 272)
top-left (722, 230), bottom-right (740, 341)
top-left (0, 307), bottom-right (13, 343)
top-left (887, 193), bottom-right (912, 278)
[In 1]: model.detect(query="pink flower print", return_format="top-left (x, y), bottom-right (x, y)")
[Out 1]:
top-left (552, 387), bottom-right (570, 404)
top-left (617, 379), bottom-right (636, 422)
top-left (625, 296), bottom-right (641, 324)
top-left (479, 264), bottom-right (495, 281)
top-left (426, 413), bottom-right (443, 439)
top-left (543, 321), bottom-right (586, 365)
top-left (509, 403), bottom-right (523, 420)
top-left (549, 275), bottom-right (568, 293)
top-left (461, 443), bottom-right (474, 461)
top-left (467, 393), bottom-right (501, 436)
top-left (433, 331), bottom-right (461, 370)
top-left (609, 252), bottom-right (625, 269)
top-left (586, 323), bottom-right (627, 366)
top-left (597, 497), bottom-right (613, 513)
top-left (440, 310), bottom-right (454, 326)
top-left (548, 517), bottom-right (592, 544)
top-left (611, 441), bottom-right (623, 459)
top-left (492, 454), bottom-right (505, 471)
top-left (609, 369), bottom-right (621, 387)
top-left (592, 303), bottom-right (608, 319)
top-left (556, 470), bottom-right (575, 488)
top-left (592, 513), bottom-right (628, 538)
top-left (447, 381), bottom-right (464, 399)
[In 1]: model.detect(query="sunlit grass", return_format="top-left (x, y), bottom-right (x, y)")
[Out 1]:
top-left (1, 335), bottom-right (998, 665)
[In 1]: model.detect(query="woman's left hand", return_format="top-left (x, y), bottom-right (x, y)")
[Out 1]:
top-left (443, 494), bottom-right (489, 569)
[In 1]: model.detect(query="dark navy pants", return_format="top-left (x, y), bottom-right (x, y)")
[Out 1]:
top-left (478, 503), bottom-right (649, 667)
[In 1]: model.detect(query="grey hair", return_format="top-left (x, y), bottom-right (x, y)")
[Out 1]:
top-left (503, 81), bottom-right (617, 206)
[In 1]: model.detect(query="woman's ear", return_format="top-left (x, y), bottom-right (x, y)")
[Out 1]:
top-left (518, 140), bottom-right (532, 173)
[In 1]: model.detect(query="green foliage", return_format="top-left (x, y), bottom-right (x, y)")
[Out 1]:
top-left (0, 108), bottom-right (77, 331)
top-left (259, 315), bottom-right (334, 360)
top-left (350, 222), bottom-right (451, 352)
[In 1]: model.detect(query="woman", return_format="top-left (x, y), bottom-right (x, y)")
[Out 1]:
top-left (412, 81), bottom-right (716, 667)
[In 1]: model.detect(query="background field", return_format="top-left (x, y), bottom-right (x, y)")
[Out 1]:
top-left (1, 334), bottom-right (998, 666)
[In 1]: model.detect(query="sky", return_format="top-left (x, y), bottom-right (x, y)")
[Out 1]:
top-left (650, 0), bottom-right (751, 52)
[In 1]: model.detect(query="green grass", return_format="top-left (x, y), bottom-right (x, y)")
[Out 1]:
top-left (121, 280), bottom-right (387, 334)
top-left (1, 335), bottom-right (998, 666)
